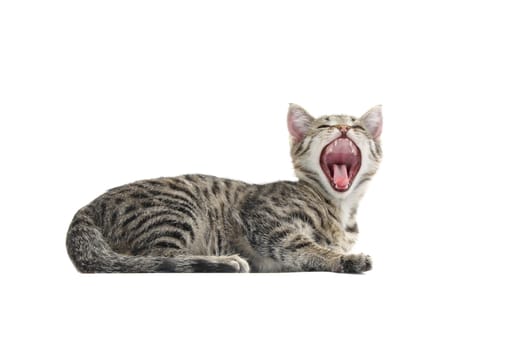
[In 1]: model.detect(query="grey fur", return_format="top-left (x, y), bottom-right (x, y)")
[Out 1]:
top-left (66, 104), bottom-right (382, 273)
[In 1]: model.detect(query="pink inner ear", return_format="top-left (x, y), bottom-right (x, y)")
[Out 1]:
top-left (288, 115), bottom-right (305, 140)
top-left (287, 107), bottom-right (312, 141)
top-left (363, 107), bottom-right (383, 140)
top-left (370, 117), bottom-right (382, 139)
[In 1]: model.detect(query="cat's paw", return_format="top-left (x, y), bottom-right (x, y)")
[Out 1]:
top-left (339, 253), bottom-right (372, 273)
top-left (158, 255), bottom-right (251, 272)
top-left (223, 255), bottom-right (250, 273)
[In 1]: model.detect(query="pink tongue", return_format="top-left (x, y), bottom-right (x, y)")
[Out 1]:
top-left (332, 164), bottom-right (350, 189)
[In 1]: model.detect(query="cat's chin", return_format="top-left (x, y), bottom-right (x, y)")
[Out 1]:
top-left (320, 137), bottom-right (362, 193)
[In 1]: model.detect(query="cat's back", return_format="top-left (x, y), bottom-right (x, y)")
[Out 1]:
top-left (87, 175), bottom-right (251, 247)
top-left (242, 180), bottom-right (329, 214)
top-left (102, 174), bottom-right (251, 205)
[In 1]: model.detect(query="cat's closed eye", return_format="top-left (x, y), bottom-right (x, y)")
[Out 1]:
top-left (317, 124), bottom-right (367, 133)
top-left (351, 125), bottom-right (366, 132)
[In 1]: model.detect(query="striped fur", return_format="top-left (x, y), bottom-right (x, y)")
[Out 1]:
top-left (66, 104), bottom-right (382, 273)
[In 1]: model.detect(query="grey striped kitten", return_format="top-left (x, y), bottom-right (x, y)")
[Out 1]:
top-left (66, 104), bottom-right (382, 273)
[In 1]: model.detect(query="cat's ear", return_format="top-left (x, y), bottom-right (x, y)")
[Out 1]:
top-left (360, 105), bottom-right (383, 140)
top-left (288, 103), bottom-right (314, 142)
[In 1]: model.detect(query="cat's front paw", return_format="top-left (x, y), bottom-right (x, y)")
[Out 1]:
top-left (339, 253), bottom-right (372, 273)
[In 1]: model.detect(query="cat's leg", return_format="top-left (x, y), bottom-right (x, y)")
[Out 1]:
top-left (269, 233), bottom-right (371, 273)
top-left (156, 254), bottom-right (250, 272)
top-left (137, 247), bottom-right (250, 272)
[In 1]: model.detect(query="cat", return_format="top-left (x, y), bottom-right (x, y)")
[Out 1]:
top-left (66, 103), bottom-right (382, 273)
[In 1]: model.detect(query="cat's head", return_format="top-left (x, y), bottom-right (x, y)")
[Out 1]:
top-left (288, 103), bottom-right (382, 200)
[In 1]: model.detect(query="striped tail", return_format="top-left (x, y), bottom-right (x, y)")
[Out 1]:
top-left (66, 205), bottom-right (250, 273)
top-left (66, 205), bottom-right (169, 273)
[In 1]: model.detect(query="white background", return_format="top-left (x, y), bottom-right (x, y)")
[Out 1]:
top-left (1, 1), bottom-right (524, 349)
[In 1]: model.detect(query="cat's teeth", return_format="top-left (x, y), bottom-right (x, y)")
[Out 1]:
top-left (320, 136), bottom-right (362, 192)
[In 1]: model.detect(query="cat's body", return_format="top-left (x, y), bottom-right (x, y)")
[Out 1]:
top-left (67, 104), bottom-right (382, 273)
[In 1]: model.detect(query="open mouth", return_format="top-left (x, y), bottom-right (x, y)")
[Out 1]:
top-left (320, 137), bottom-right (361, 192)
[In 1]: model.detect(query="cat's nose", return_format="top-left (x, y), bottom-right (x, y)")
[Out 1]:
top-left (336, 125), bottom-right (349, 135)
